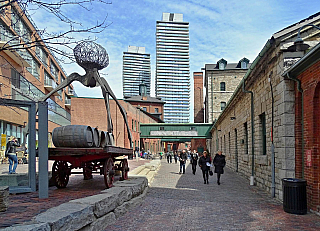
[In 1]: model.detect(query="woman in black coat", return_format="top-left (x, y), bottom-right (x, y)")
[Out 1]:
top-left (198, 151), bottom-right (211, 184)
top-left (213, 150), bottom-right (226, 185)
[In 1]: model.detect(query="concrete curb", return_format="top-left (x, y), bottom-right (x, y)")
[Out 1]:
top-left (2, 176), bottom-right (149, 231)
top-left (129, 160), bottom-right (161, 185)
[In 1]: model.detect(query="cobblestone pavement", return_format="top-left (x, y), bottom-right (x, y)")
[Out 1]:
top-left (0, 158), bottom-right (149, 228)
top-left (106, 159), bottom-right (320, 231)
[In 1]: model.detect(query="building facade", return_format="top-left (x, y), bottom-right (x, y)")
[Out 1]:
top-left (193, 72), bottom-right (204, 123)
top-left (0, 2), bottom-right (74, 150)
top-left (203, 58), bottom-right (250, 123)
top-left (210, 13), bottom-right (320, 203)
top-left (156, 13), bottom-right (190, 123)
top-left (284, 43), bottom-right (320, 213)
top-left (123, 46), bottom-right (151, 97)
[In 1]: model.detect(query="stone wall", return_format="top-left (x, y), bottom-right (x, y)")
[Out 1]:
top-left (211, 46), bottom-right (298, 200)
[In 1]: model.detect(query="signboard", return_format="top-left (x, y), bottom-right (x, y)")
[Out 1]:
top-left (306, 150), bottom-right (312, 167)
top-left (150, 131), bottom-right (198, 136)
top-left (1, 134), bottom-right (7, 150)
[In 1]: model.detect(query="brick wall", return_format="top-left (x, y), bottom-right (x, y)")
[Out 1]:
top-left (193, 72), bottom-right (204, 123)
top-left (295, 59), bottom-right (320, 212)
top-left (71, 97), bottom-right (162, 152)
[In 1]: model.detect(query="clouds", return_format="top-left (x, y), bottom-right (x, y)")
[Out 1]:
top-left (28, 0), bottom-right (319, 121)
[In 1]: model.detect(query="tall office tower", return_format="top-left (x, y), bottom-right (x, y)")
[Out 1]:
top-left (123, 46), bottom-right (151, 97)
top-left (156, 13), bottom-right (190, 123)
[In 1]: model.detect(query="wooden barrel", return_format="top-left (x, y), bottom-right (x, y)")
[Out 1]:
top-left (109, 133), bottom-right (115, 146)
top-left (99, 130), bottom-right (108, 147)
top-left (92, 127), bottom-right (99, 147)
top-left (104, 131), bottom-right (111, 146)
top-left (52, 125), bottom-right (94, 148)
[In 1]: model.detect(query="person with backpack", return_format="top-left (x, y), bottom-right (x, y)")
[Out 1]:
top-left (5, 136), bottom-right (19, 174)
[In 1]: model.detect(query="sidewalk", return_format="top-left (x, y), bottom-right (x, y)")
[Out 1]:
top-left (0, 158), bottom-right (150, 228)
top-left (106, 159), bottom-right (320, 231)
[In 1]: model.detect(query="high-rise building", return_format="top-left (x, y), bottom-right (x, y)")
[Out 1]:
top-left (123, 46), bottom-right (151, 97)
top-left (156, 13), bottom-right (190, 123)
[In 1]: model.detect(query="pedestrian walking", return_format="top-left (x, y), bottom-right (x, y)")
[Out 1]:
top-left (174, 151), bottom-right (178, 164)
top-left (5, 136), bottom-right (19, 174)
top-left (166, 151), bottom-right (170, 163)
top-left (213, 150), bottom-right (226, 185)
top-left (190, 150), bottom-right (198, 175)
top-left (198, 151), bottom-right (211, 184)
top-left (179, 150), bottom-right (187, 174)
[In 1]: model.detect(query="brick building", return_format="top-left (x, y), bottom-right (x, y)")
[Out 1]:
top-left (0, 2), bottom-right (74, 150)
top-left (71, 97), bottom-right (163, 154)
top-left (193, 72), bottom-right (204, 123)
top-left (210, 13), bottom-right (320, 202)
top-left (203, 58), bottom-right (251, 123)
top-left (284, 43), bottom-right (320, 212)
top-left (124, 82), bottom-right (165, 121)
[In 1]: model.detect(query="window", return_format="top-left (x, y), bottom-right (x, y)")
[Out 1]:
top-left (220, 82), bottom-right (226, 91)
top-left (242, 61), bottom-right (247, 69)
top-left (155, 108), bottom-right (159, 113)
top-left (11, 69), bottom-right (20, 88)
top-left (244, 122), bottom-right (248, 154)
top-left (228, 132), bottom-right (231, 154)
top-left (219, 63), bottom-right (225, 70)
top-left (190, 127), bottom-right (196, 131)
top-left (160, 127), bottom-right (164, 131)
top-left (221, 102), bottom-right (226, 111)
top-left (143, 107), bottom-right (147, 111)
top-left (260, 113), bottom-right (267, 155)
top-left (50, 62), bottom-right (59, 81)
top-left (132, 119), bottom-right (134, 130)
top-left (224, 135), bottom-right (226, 154)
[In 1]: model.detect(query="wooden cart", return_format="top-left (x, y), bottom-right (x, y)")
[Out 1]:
top-left (48, 146), bottom-right (132, 189)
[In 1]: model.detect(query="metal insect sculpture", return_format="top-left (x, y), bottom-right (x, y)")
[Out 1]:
top-left (38, 41), bottom-right (132, 147)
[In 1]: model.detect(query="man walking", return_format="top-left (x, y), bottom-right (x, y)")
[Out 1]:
top-left (190, 150), bottom-right (198, 175)
top-left (179, 150), bottom-right (187, 174)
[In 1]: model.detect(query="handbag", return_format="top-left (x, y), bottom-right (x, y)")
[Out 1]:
top-left (209, 170), bottom-right (213, 176)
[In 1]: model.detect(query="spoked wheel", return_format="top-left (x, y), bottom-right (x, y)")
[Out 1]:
top-left (52, 161), bottom-right (70, 188)
top-left (121, 159), bottom-right (129, 181)
top-left (83, 162), bottom-right (93, 180)
top-left (104, 158), bottom-right (115, 188)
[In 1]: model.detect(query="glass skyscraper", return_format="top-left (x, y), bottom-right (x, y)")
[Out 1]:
top-left (156, 13), bottom-right (190, 123)
top-left (123, 46), bottom-right (151, 97)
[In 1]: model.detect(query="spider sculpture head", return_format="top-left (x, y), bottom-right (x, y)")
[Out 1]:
top-left (73, 41), bottom-right (109, 87)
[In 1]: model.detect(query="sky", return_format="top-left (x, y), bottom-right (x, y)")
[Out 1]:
top-left (29, 0), bottom-right (320, 122)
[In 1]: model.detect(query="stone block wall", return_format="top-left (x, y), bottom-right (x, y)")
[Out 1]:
top-left (211, 47), bottom-right (297, 200)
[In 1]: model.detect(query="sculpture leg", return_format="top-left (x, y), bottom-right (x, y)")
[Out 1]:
top-left (22, 73), bottom-right (82, 148)
top-left (94, 73), bottom-right (133, 148)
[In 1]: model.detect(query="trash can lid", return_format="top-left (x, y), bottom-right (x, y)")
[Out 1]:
top-left (282, 178), bottom-right (306, 183)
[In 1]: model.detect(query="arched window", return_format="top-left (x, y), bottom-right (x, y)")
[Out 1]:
top-left (220, 82), bottom-right (226, 91)
top-left (221, 102), bottom-right (226, 111)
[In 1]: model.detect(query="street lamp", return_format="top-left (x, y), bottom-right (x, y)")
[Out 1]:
top-left (136, 105), bottom-right (142, 162)
top-left (288, 24), bottom-right (320, 52)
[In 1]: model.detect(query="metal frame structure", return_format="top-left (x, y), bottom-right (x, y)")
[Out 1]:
top-left (0, 99), bottom-right (46, 194)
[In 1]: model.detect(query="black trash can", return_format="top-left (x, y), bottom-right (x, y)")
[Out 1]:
top-left (282, 178), bottom-right (307, 215)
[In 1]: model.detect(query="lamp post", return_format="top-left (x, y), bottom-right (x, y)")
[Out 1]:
top-left (137, 105), bottom-right (141, 162)
top-left (288, 24), bottom-right (320, 52)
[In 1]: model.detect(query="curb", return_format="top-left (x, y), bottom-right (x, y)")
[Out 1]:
top-left (129, 160), bottom-right (161, 185)
top-left (2, 176), bottom-right (149, 231)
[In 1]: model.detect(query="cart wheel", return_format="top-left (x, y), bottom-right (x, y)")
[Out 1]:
top-left (83, 163), bottom-right (93, 180)
top-left (52, 161), bottom-right (70, 188)
top-left (104, 158), bottom-right (114, 188)
top-left (121, 159), bottom-right (129, 181)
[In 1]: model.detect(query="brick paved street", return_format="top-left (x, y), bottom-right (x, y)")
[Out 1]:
top-left (0, 158), bottom-right (149, 228)
top-left (106, 159), bottom-right (320, 231)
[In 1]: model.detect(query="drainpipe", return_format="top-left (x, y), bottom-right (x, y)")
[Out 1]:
top-left (212, 123), bottom-right (218, 152)
top-left (268, 73), bottom-right (275, 197)
top-left (242, 79), bottom-right (255, 186)
top-left (286, 73), bottom-right (304, 178)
